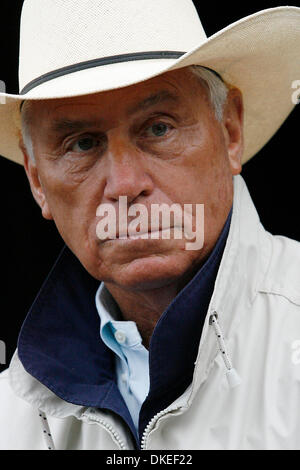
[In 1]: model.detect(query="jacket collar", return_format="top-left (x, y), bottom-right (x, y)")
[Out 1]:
top-left (8, 175), bottom-right (269, 440)
top-left (189, 174), bottom-right (272, 400)
top-left (10, 206), bottom-right (230, 443)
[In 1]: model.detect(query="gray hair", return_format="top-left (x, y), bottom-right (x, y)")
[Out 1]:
top-left (189, 65), bottom-right (229, 121)
top-left (21, 100), bottom-right (35, 162)
top-left (21, 65), bottom-right (229, 162)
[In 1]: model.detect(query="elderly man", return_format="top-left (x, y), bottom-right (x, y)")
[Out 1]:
top-left (0, 0), bottom-right (300, 450)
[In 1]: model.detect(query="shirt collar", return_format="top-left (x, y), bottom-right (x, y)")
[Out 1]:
top-left (96, 282), bottom-right (145, 356)
top-left (96, 281), bottom-right (120, 326)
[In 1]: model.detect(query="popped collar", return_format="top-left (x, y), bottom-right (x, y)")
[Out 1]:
top-left (14, 201), bottom-right (232, 447)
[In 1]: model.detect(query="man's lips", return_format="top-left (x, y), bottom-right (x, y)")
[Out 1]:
top-left (102, 226), bottom-right (183, 241)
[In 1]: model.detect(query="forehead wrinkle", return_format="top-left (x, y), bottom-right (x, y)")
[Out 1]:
top-left (44, 89), bottom-right (180, 135)
top-left (49, 117), bottom-right (103, 134)
top-left (127, 90), bottom-right (179, 116)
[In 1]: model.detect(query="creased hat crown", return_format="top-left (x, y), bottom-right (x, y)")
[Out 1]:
top-left (19, 0), bottom-right (207, 93)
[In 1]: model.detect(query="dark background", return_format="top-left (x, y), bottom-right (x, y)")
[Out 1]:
top-left (0, 0), bottom-right (299, 372)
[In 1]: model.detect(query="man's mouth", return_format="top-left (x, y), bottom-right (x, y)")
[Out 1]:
top-left (102, 226), bottom-right (185, 242)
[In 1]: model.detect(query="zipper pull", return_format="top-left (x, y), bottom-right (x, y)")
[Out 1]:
top-left (38, 410), bottom-right (55, 450)
top-left (209, 313), bottom-right (241, 388)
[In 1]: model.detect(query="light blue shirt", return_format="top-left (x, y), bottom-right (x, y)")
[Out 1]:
top-left (95, 282), bottom-right (150, 432)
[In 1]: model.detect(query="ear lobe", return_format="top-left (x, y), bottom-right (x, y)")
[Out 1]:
top-left (41, 203), bottom-right (53, 220)
top-left (21, 146), bottom-right (54, 221)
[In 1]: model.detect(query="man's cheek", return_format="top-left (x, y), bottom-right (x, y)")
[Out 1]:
top-left (40, 154), bottom-right (95, 186)
top-left (43, 178), bottom-right (84, 209)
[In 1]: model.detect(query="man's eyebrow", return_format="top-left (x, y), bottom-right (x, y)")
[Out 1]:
top-left (49, 118), bottom-right (102, 134)
top-left (48, 91), bottom-right (178, 133)
top-left (127, 90), bottom-right (179, 115)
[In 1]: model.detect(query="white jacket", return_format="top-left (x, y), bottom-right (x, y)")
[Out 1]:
top-left (1, 174), bottom-right (300, 450)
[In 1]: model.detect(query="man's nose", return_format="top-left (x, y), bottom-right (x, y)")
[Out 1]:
top-left (103, 136), bottom-right (154, 203)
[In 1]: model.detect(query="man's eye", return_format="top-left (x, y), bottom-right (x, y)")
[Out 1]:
top-left (70, 137), bottom-right (99, 152)
top-left (144, 122), bottom-right (171, 137)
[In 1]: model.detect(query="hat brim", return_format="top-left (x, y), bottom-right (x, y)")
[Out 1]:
top-left (1, 6), bottom-right (300, 165)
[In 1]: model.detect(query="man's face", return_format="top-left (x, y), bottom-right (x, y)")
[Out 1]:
top-left (23, 67), bottom-right (243, 291)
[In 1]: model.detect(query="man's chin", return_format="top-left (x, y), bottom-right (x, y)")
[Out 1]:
top-left (81, 236), bottom-right (202, 289)
top-left (98, 251), bottom-right (196, 291)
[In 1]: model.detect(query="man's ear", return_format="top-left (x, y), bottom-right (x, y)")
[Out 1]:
top-left (222, 87), bottom-right (244, 176)
top-left (21, 143), bottom-right (53, 220)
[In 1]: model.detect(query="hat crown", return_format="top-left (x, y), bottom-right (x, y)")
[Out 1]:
top-left (18, 0), bottom-right (207, 92)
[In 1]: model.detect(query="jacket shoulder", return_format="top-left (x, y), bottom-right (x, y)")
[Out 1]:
top-left (0, 368), bottom-right (12, 395)
top-left (0, 368), bottom-right (44, 450)
top-left (260, 232), bottom-right (300, 306)
top-left (0, 367), bottom-right (30, 413)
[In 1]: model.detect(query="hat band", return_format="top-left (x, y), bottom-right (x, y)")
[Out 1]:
top-left (20, 50), bottom-right (186, 95)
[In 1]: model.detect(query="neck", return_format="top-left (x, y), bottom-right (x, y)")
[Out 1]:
top-left (105, 264), bottom-right (202, 348)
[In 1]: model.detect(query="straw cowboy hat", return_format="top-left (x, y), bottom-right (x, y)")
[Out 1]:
top-left (0, 0), bottom-right (299, 166)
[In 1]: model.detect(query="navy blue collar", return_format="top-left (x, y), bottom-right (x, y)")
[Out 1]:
top-left (18, 208), bottom-right (232, 447)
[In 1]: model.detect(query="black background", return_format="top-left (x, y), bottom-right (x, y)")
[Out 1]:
top-left (0, 0), bottom-right (299, 372)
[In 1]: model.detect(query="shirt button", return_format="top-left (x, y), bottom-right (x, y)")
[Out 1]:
top-left (114, 330), bottom-right (126, 344)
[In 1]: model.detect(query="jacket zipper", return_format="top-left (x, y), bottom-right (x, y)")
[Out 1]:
top-left (85, 411), bottom-right (128, 450)
top-left (140, 312), bottom-right (224, 449)
top-left (140, 405), bottom-right (182, 450)
top-left (140, 313), bottom-right (212, 450)
top-left (85, 311), bottom-right (239, 450)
